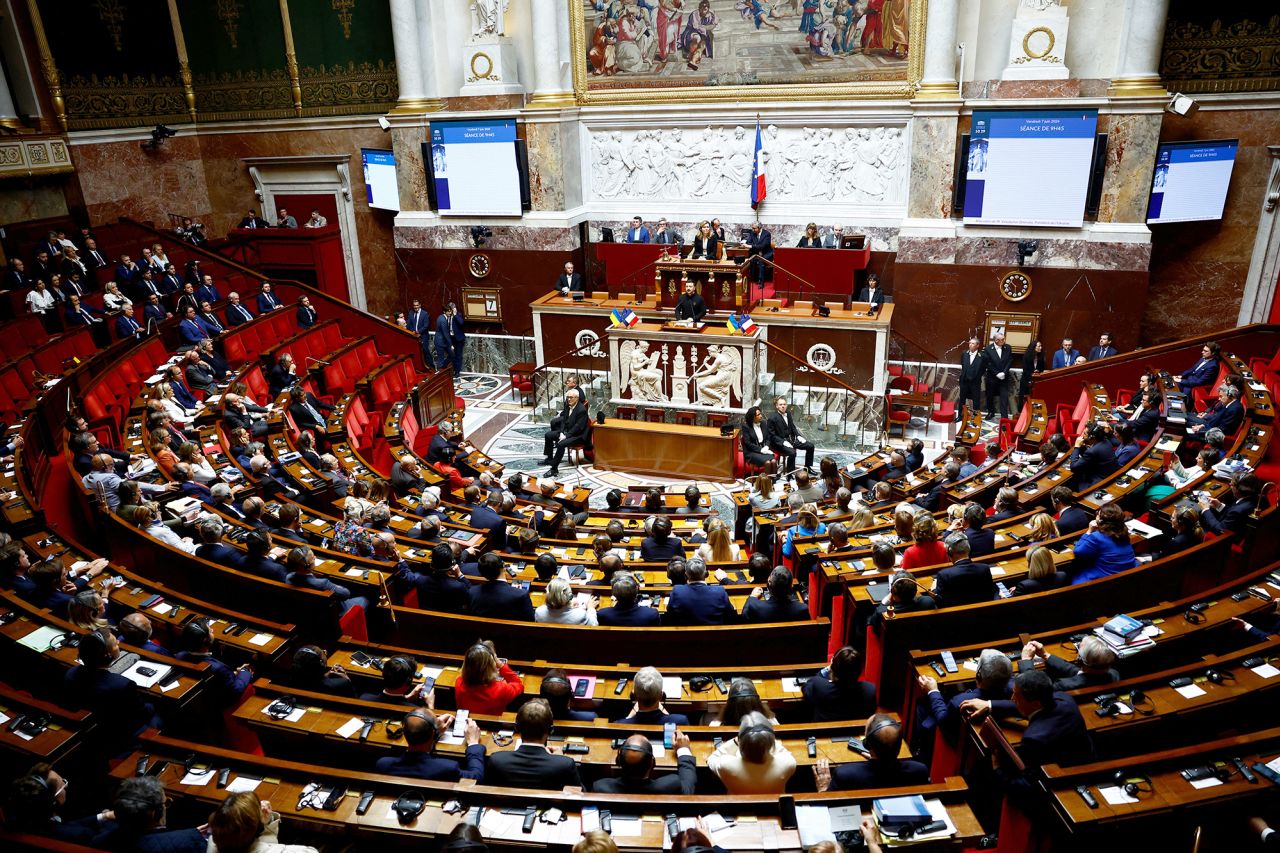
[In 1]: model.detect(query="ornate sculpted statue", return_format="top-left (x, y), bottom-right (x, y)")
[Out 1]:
top-left (1020, 0), bottom-right (1059, 10)
top-left (620, 340), bottom-right (668, 402)
top-left (691, 345), bottom-right (742, 408)
top-left (471, 0), bottom-right (509, 37)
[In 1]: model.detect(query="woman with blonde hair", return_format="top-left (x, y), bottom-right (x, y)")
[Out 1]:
top-left (901, 514), bottom-right (948, 570)
top-left (154, 382), bottom-right (194, 424)
top-left (846, 505), bottom-right (874, 531)
top-left (150, 242), bottom-right (170, 269)
top-left (696, 520), bottom-right (740, 562)
top-left (68, 588), bottom-right (109, 631)
top-left (177, 441), bottom-right (218, 485)
top-left (1027, 512), bottom-right (1059, 543)
top-left (782, 502), bottom-right (825, 559)
top-left (573, 831), bottom-right (619, 853)
top-left (103, 281), bottom-right (132, 310)
top-left (797, 222), bottom-right (821, 248)
top-left (748, 472), bottom-right (779, 510)
top-left (1012, 545), bottom-right (1067, 595)
top-left (536, 577), bottom-right (598, 625)
top-left (690, 220), bottom-right (719, 260)
top-left (893, 506), bottom-right (916, 541)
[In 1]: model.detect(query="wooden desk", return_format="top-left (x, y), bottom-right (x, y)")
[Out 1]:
top-left (593, 420), bottom-right (738, 482)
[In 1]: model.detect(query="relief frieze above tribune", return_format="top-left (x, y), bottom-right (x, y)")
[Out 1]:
top-left (1161, 6), bottom-right (1280, 94)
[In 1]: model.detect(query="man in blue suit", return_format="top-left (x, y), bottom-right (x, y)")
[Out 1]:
top-left (745, 221), bottom-right (774, 286)
top-left (597, 573), bottom-right (661, 626)
top-left (1087, 332), bottom-right (1118, 361)
top-left (64, 294), bottom-right (105, 328)
top-left (224, 291), bottom-right (254, 326)
top-left (286, 545), bottom-right (370, 614)
top-left (468, 553), bottom-right (535, 621)
top-left (433, 304), bottom-right (456, 371)
top-left (178, 307), bottom-right (207, 346)
top-left (469, 491), bottom-right (509, 552)
top-left (1174, 342), bottom-right (1221, 394)
top-left (919, 648), bottom-right (1013, 737)
top-left (115, 304), bottom-right (145, 339)
top-left (256, 282), bottom-right (282, 312)
top-left (1050, 338), bottom-right (1080, 370)
top-left (176, 619), bottom-right (253, 709)
top-left (194, 275), bottom-right (221, 306)
top-left (142, 293), bottom-right (170, 326)
top-left (933, 535), bottom-right (996, 607)
top-left (816, 714), bottom-right (929, 791)
top-left (406, 299), bottom-right (432, 365)
top-left (624, 215), bottom-right (651, 243)
top-left (193, 518), bottom-right (245, 570)
top-left (376, 709), bottom-right (486, 781)
top-left (1188, 384), bottom-right (1244, 436)
top-left (613, 666), bottom-right (690, 726)
top-left (665, 558), bottom-right (737, 625)
top-left (640, 516), bottom-right (685, 562)
top-left (1068, 423), bottom-right (1119, 489)
top-left (740, 567), bottom-right (810, 622)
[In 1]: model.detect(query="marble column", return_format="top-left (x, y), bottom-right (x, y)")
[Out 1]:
top-left (1238, 146), bottom-right (1280, 325)
top-left (389, 0), bottom-right (440, 112)
top-left (527, 0), bottom-right (575, 108)
top-left (1109, 0), bottom-right (1171, 97)
top-left (916, 0), bottom-right (960, 99)
top-left (1095, 111), bottom-right (1164, 224)
top-left (905, 108), bottom-right (960, 220)
top-left (0, 51), bottom-right (18, 129)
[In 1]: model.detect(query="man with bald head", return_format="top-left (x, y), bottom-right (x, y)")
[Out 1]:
top-left (118, 612), bottom-right (171, 656)
top-left (391, 453), bottom-right (428, 497)
top-left (593, 731), bottom-right (698, 794)
top-left (543, 388), bottom-right (588, 477)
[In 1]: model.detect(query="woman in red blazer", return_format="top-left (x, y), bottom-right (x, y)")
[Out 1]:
top-left (453, 641), bottom-right (523, 716)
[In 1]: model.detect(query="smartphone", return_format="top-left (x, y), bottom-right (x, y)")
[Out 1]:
top-left (663, 721), bottom-right (675, 750)
top-left (581, 806), bottom-right (601, 834)
top-left (778, 795), bottom-right (798, 831)
top-left (453, 709), bottom-right (470, 738)
top-left (573, 678), bottom-right (589, 697)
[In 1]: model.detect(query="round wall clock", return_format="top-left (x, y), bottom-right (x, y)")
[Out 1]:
top-left (468, 254), bottom-right (491, 279)
top-left (1000, 270), bottom-right (1033, 302)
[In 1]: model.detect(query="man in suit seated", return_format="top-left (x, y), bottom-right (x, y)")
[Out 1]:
top-left (391, 454), bottom-right (429, 496)
top-left (542, 388), bottom-right (589, 478)
top-left (666, 557), bottom-right (737, 625)
top-left (375, 708), bottom-right (485, 781)
top-left (1173, 342), bottom-right (1221, 395)
top-left (286, 545), bottom-right (370, 615)
top-left (597, 573), bottom-right (661, 626)
top-left (1068, 424), bottom-right (1119, 490)
top-left (539, 669), bottom-right (597, 722)
top-left (766, 396), bottom-right (815, 474)
top-left (239, 209), bottom-right (270, 229)
top-left (175, 619), bottom-right (253, 710)
top-left (357, 655), bottom-right (430, 705)
top-left (1016, 637), bottom-right (1119, 691)
top-left (194, 518), bottom-right (246, 570)
top-left (1051, 485), bottom-right (1093, 535)
top-left (960, 668), bottom-right (1095, 787)
top-left (653, 218), bottom-right (682, 246)
top-left (1087, 332), bottom-right (1118, 361)
top-left (918, 648), bottom-right (1012, 737)
top-left (118, 613), bottom-right (173, 657)
top-left (640, 516), bottom-right (685, 562)
top-left (1199, 471), bottom-right (1262, 535)
top-left (485, 699), bottom-right (582, 790)
top-left (613, 667), bottom-right (690, 725)
top-left (97, 776), bottom-right (206, 853)
top-left (742, 566), bottom-right (809, 623)
top-left (593, 733), bottom-right (697, 794)
top-left (1051, 338), bottom-right (1080, 370)
top-left (623, 215), bottom-right (650, 244)
top-left (555, 261), bottom-right (583, 297)
top-left (469, 491), bottom-right (509, 552)
top-left (467, 552), bottom-right (535, 621)
top-left (222, 393), bottom-right (269, 437)
top-left (960, 503), bottom-right (996, 558)
top-left (392, 540), bottom-right (471, 613)
top-left (933, 534), bottom-right (996, 606)
top-left (62, 628), bottom-right (157, 755)
top-left (287, 384), bottom-right (334, 437)
top-left (814, 714), bottom-right (929, 791)
top-left (1188, 383), bottom-right (1245, 436)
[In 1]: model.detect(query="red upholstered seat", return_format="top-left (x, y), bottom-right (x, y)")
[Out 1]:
top-left (930, 392), bottom-right (955, 424)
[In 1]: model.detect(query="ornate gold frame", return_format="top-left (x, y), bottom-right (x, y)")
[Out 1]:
top-left (568, 0), bottom-right (927, 105)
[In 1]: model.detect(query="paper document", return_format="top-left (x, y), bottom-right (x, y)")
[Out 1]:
top-left (662, 677), bottom-right (683, 699)
top-left (1175, 683), bottom-right (1207, 699)
top-left (224, 776), bottom-right (261, 794)
top-left (1098, 785), bottom-right (1139, 805)
top-left (1251, 663), bottom-right (1280, 679)
top-left (17, 625), bottom-right (66, 652)
top-left (335, 716), bottom-right (365, 738)
top-left (1189, 777), bottom-right (1223, 789)
top-left (181, 768), bottom-right (217, 786)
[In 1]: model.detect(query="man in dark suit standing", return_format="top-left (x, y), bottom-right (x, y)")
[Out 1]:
top-left (468, 553), bottom-right (535, 621)
top-left (744, 221), bottom-right (773, 289)
top-left (556, 261), bottom-right (584, 296)
top-left (933, 535), bottom-right (996, 606)
top-left (675, 280), bottom-right (707, 323)
top-left (984, 331), bottom-right (1013, 419)
top-left (958, 337), bottom-right (986, 420)
top-left (765, 396), bottom-right (814, 474)
top-left (666, 558), bottom-right (737, 625)
top-left (1050, 338), bottom-right (1080, 370)
top-left (406, 299), bottom-right (432, 365)
top-left (1087, 332), bottom-right (1117, 361)
top-left (433, 303), bottom-right (457, 371)
top-left (376, 709), bottom-right (486, 781)
top-left (815, 714), bottom-right (929, 791)
top-left (485, 699), bottom-right (582, 790)
top-left (544, 388), bottom-right (588, 477)
top-left (597, 573), bottom-right (661, 626)
top-left (741, 567), bottom-right (810, 622)
top-left (593, 733), bottom-right (697, 794)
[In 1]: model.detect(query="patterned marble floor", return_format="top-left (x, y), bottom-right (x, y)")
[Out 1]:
top-left (456, 373), bottom-right (962, 523)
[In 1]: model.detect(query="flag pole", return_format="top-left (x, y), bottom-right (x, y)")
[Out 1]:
top-left (754, 112), bottom-right (762, 224)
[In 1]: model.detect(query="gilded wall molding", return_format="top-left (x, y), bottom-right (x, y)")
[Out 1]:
top-left (0, 134), bottom-right (74, 177)
top-left (1161, 14), bottom-right (1280, 94)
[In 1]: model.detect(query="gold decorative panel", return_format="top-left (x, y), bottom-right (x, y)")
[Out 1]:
top-left (0, 135), bottom-right (74, 178)
top-left (1161, 13), bottom-right (1280, 94)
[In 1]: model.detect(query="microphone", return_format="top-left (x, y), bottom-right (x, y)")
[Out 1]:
top-left (305, 356), bottom-right (330, 366)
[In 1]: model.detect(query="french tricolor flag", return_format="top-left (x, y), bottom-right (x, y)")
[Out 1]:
top-left (751, 120), bottom-right (767, 210)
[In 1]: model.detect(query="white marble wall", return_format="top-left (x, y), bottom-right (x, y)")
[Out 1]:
top-left (580, 118), bottom-right (911, 226)
top-left (960, 0), bottom-right (1131, 84)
